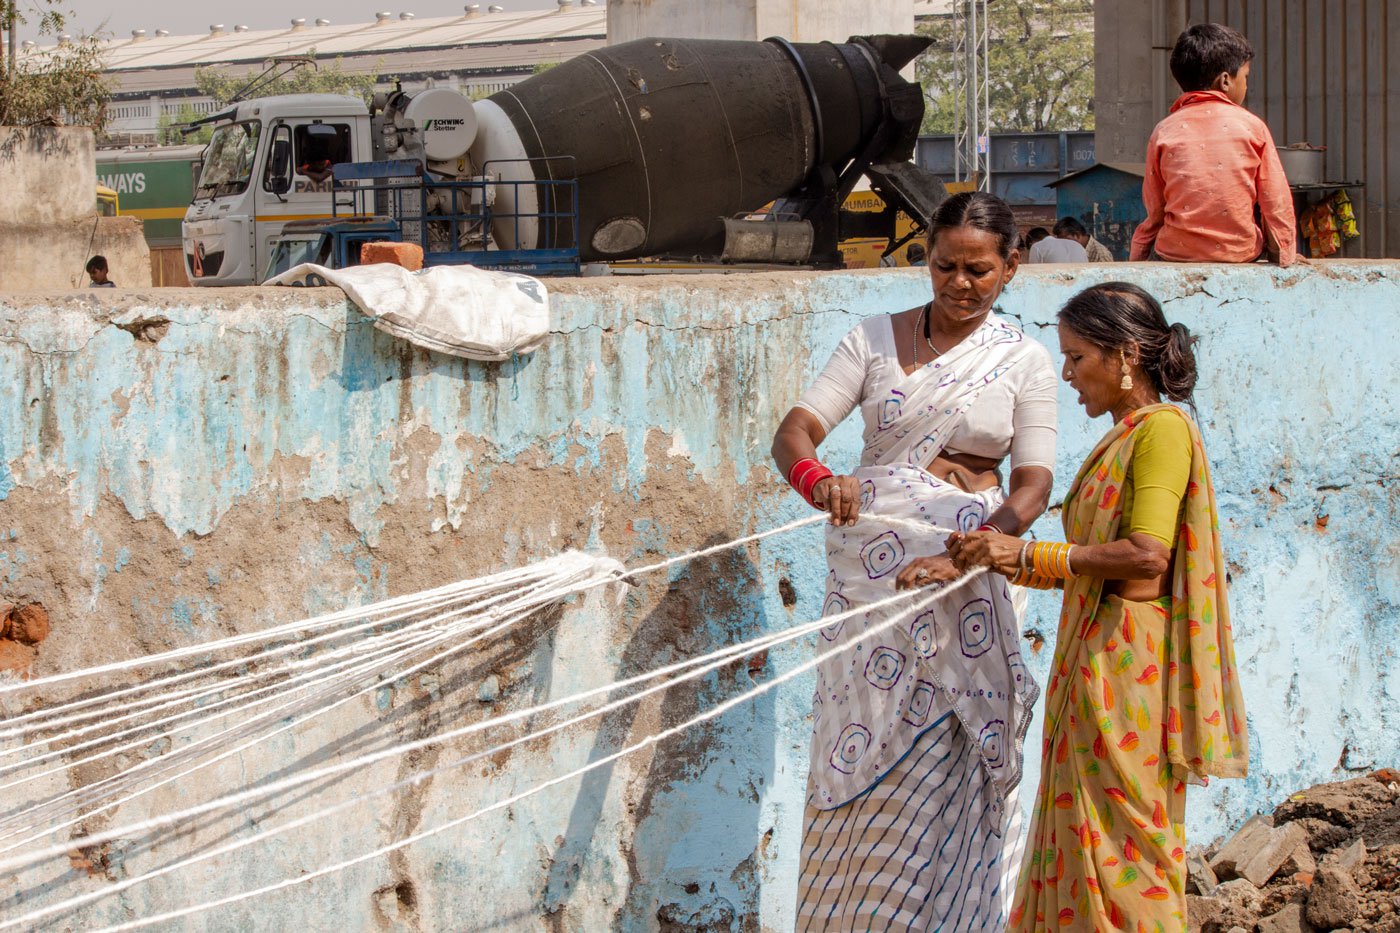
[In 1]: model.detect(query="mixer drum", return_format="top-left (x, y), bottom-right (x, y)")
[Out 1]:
top-left (479, 35), bottom-right (917, 262)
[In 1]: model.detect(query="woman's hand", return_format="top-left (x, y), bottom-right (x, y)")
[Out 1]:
top-left (895, 556), bottom-right (961, 590)
top-left (812, 474), bottom-right (861, 527)
top-left (946, 530), bottom-right (1025, 577)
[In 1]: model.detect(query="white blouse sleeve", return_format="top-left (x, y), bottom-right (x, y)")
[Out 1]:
top-left (793, 322), bottom-right (871, 434)
top-left (1008, 343), bottom-right (1059, 472)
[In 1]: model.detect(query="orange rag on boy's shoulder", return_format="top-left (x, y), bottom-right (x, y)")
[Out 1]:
top-left (1130, 90), bottom-right (1298, 266)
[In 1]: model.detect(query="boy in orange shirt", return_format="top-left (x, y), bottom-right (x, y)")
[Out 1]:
top-left (1130, 23), bottom-right (1298, 265)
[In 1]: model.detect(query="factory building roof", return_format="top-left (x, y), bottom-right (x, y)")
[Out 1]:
top-left (28, 4), bottom-right (607, 72)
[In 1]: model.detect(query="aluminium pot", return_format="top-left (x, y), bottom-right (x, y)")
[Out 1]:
top-left (1277, 144), bottom-right (1325, 186)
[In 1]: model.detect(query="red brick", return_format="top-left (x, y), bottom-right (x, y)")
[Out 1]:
top-left (361, 241), bottom-right (424, 271)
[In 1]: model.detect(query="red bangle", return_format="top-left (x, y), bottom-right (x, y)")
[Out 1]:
top-left (977, 522), bottom-right (1004, 535)
top-left (788, 458), bottom-right (834, 508)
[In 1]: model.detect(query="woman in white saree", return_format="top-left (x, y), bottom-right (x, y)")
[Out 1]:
top-left (772, 192), bottom-right (1058, 931)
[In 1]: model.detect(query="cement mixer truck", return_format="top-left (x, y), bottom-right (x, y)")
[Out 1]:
top-left (182, 33), bottom-right (945, 285)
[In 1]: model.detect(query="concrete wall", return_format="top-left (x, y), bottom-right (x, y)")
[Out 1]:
top-left (608, 0), bottom-right (914, 43)
top-left (0, 127), bottom-right (95, 227)
top-left (0, 262), bottom-right (1396, 928)
top-left (0, 216), bottom-right (153, 290)
top-left (0, 126), bottom-right (151, 289)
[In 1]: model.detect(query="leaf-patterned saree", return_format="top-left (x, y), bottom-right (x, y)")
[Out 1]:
top-left (1010, 404), bottom-right (1248, 932)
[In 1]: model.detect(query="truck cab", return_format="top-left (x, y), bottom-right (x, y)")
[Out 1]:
top-left (183, 94), bottom-right (372, 285)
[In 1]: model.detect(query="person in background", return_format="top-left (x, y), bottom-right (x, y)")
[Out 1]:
top-left (86, 255), bottom-right (115, 288)
top-left (1054, 216), bottom-right (1114, 262)
top-left (905, 241), bottom-right (926, 266)
top-left (1129, 23), bottom-right (1298, 265)
top-left (1022, 227), bottom-right (1049, 254)
top-left (1028, 224), bottom-right (1089, 263)
top-left (948, 282), bottom-right (1248, 931)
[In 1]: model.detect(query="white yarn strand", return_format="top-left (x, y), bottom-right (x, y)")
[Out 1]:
top-left (3, 571), bottom-right (984, 931)
top-left (0, 554), bottom-right (622, 854)
top-left (0, 570), bottom-right (938, 882)
top-left (96, 574), bottom-right (986, 933)
top-left (0, 511), bottom-right (972, 928)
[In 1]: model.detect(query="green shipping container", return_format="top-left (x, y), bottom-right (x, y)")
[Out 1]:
top-left (96, 145), bottom-right (205, 247)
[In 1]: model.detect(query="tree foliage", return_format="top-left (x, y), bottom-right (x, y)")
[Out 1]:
top-left (157, 103), bottom-right (213, 145)
top-left (0, 1), bottom-right (111, 129)
top-left (917, 0), bottom-right (1094, 134)
top-left (195, 55), bottom-right (379, 106)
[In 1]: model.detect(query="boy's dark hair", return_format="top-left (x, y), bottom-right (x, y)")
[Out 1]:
top-left (1054, 217), bottom-right (1088, 239)
top-left (85, 255), bottom-right (108, 274)
top-left (1170, 23), bottom-right (1254, 92)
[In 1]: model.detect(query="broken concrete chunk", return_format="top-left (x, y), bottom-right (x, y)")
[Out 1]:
top-left (1294, 816), bottom-right (1353, 854)
top-left (1258, 903), bottom-right (1317, 933)
top-left (1189, 879), bottom-right (1265, 933)
top-left (1357, 802), bottom-right (1400, 849)
top-left (1212, 813), bottom-right (1277, 878)
top-left (1323, 837), bottom-right (1367, 876)
top-left (1304, 866), bottom-right (1363, 930)
top-left (1237, 822), bottom-right (1309, 887)
top-left (1280, 841), bottom-right (1317, 878)
top-left (1275, 777), bottom-right (1398, 829)
top-left (1261, 882), bottom-right (1309, 917)
top-left (1189, 847), bottom-right (1220, 895)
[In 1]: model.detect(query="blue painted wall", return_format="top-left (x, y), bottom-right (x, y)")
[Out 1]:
top-left (1052, 164), bottom-right (1149, 260)
top-left (0, 262), bottom-right (1395, 929)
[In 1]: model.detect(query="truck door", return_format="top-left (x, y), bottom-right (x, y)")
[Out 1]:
top-left (254, 119), bottom-right (355, 280)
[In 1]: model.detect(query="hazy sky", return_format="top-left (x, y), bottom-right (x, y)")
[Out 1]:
top-left (15, 0), bottom-right (566, 42)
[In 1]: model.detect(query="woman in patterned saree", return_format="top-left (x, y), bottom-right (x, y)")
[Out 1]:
top-left (771, 191), bottom-right (1058, 931)
top-left (949, 282), bottom-right (1249, 931)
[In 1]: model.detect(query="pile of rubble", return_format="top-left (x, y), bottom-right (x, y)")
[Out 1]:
top-left (1189, 770), bottom-right (1400, 932)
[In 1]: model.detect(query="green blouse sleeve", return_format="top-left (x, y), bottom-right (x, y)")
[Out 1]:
top-left (1125, 411), bottom-right (1192, 547)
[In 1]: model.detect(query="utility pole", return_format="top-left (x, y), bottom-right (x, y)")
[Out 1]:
top-left (6, 3), bottom-right (16, 79)
top-left (951, 0), bottom-right (991, 191)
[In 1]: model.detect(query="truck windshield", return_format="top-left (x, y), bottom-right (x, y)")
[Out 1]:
top-left (196, 122), bottom-right (261, 197)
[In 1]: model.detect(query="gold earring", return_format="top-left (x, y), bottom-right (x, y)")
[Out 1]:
top-left (1119, 349), bottom-right (1134, 391)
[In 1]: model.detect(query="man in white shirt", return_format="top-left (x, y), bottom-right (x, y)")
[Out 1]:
top-left (1027, 230), bottom-right (1088, 263)
top-left (1053, 216), bottom-right (1115, 262)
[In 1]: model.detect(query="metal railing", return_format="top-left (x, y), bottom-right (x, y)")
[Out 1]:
top-left (331, 157), bottom-right (581, 274)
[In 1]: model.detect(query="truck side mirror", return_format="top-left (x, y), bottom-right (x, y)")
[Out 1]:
top-left (264, 128), bottom-right (293, 194)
